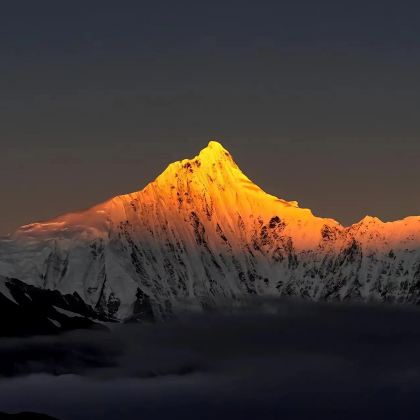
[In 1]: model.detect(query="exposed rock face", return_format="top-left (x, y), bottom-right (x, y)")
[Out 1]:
top-left (0, 276), bottom-right (108, 336)
top-left (1, 141), bottom-right (419, 319)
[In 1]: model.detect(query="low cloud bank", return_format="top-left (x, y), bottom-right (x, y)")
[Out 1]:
top-left (2, 299), bottom-right (420, 419)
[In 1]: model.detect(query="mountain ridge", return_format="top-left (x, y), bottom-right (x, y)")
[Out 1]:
top-left (1, 140), bottom-right (420, 320)
top-left (8, 140), bottom-right (417, 234)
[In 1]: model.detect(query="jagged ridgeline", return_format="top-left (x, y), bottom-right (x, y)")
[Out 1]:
top-left (1, 141), bottom-right (420, 321)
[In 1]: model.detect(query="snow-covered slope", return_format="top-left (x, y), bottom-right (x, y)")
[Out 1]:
top-left (1, 141), bottom-right (420, 319)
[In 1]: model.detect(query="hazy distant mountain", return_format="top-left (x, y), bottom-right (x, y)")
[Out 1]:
top-left (1, 141), bottom-right (419, 321)
top-left (0, 413), bottom-right (59, 419)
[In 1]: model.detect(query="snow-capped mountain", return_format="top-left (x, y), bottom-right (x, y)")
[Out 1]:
top-left (1, 141), bottom-right (420, 320)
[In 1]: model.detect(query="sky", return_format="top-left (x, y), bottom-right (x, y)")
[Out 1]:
top-left (1, 0), bottom-right (420, 234)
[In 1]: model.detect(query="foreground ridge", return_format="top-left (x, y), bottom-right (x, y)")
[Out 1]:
top-left (1, 140), bottom-right (420, 320)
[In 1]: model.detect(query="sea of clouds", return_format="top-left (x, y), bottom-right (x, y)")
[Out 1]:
top-left (2, 298), bottom-right (420, 419)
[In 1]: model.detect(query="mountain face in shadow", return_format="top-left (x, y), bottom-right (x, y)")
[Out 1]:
top-left (0, 276), bottom-right (109, 337)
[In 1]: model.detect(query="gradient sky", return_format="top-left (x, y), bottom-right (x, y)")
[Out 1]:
top-left (1, 1), bottom-right (420, 235)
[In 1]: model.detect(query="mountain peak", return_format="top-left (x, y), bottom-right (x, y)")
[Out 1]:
top-left (202, 139), bottom-right (229, 153)
top-left (358, 215), bottom-right (383, 225)
top-left (154, 140), bottom-right (238, 186)
top-left (206, 139), bottom-right (226, 150)
top-left (4, 139), bottom-right (420, 321)
top-left (197, 140), bottom-right (233, 165)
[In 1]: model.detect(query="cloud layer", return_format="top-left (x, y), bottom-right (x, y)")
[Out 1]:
top-left (2, 299), bottom-right (420, 419)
